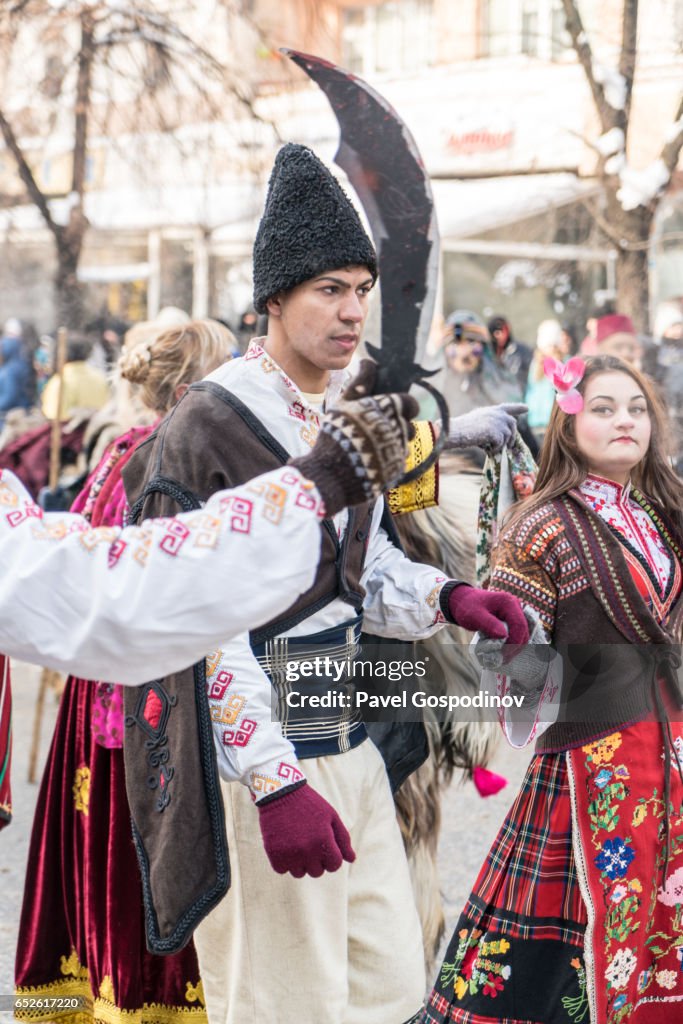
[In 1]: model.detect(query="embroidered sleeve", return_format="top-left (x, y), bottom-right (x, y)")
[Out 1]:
top-left (386, 420), bottom-right (439, 516)
top-left (361, 498), bottom-right (449, 640)
top-left (0, 467), bottom-right (324, 683)
top-left (205, 639), bottom-right (304, 800)
top-left (490, 537), bottom-right (557, 637)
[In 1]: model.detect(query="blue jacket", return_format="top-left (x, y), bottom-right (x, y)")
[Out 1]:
top-left (0, 336), bottom-right (33, 415)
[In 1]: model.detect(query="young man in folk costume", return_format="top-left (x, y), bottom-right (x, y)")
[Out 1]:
top-left (123, 143), bottom-right (527, 1024)
top-left (0, 385), bottom-right (415, 857)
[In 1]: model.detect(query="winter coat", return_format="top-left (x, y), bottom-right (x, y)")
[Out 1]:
top-left (0, 336), bottom-right (33, 417)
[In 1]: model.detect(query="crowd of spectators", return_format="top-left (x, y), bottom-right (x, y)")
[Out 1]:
top-left (424, 299), bottom-right (683, 470)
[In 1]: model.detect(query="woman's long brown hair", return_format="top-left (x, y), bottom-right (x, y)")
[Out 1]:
top-left (506, 355), bottom-right (683, 534)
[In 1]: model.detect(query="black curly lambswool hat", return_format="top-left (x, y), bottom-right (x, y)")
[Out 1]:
top-left (252, 143), bottom-right (378, 314)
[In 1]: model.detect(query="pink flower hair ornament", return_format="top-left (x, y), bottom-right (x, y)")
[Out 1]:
top-left (543, 356), bottom-right (586, 414)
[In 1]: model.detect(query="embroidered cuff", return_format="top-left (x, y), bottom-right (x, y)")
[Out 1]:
top-left (255, 777), bottom-right (307, 807)
top-left (246, 756), bottom-right (307, 803)
top-left (387, 420), bottom-right (439, 516)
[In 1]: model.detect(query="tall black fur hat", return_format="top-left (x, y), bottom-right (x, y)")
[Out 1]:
top-left (252, 143), bottom-right (378, 314)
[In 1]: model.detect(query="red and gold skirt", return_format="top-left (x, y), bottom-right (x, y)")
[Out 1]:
top-left (15, 675), bottom-right (207, 1024)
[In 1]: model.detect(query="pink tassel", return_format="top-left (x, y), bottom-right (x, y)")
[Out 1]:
top-left (473, 765), bottom-right (508, 797)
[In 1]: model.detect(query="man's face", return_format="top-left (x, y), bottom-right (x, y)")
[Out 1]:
top-left (599, 332), bottom-right (642, 368)
top-left (267, 266), bottom-right (374, 380)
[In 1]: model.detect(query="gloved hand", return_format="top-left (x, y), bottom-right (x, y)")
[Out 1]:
top-left (474, 606), bottom-right (552, 691)
top-left (257, 781), bottom-right (356, 879)
top-left (443, 403), bottom-right (528, 453)
top-left (291, 359), bottom-right (418, 516)
top-left (446, 584), bottom-right (529, 644)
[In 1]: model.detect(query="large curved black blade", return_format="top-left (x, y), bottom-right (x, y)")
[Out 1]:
top-left (283, 49), bottom-right (440, 394)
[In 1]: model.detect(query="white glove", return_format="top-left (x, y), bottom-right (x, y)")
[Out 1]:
top-left (473, 606), bottom-right (552, 692)
top-left (444, 403), bottom-right (528, 453)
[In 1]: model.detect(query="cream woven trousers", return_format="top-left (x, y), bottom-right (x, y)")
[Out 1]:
top-left (194, 738), bottom-right (425, 1024)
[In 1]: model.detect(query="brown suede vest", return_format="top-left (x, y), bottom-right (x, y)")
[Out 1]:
top-left (125, 381), bottom-right (375, 637)
top-left (121, 380), bottom-right (376, 954)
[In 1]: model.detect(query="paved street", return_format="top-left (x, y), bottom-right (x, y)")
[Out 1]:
top-left (0, 661), bottom-right (531, 1013)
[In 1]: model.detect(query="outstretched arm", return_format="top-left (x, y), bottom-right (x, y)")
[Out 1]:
top-left (0, 466), bottom-right (324, 681)
top-left (0, 375), bottom-right (420, 682)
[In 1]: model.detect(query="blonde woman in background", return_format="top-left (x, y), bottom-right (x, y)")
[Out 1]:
top-left (524, 318), bottom-right (571, 443)
top-left (15, 320), bottom-right (235, 1024)
top-left (83, 306), bottom-right (191, 469)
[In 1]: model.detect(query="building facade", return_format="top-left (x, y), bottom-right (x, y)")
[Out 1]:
top-left (0, 0), bottom-right (681, 337)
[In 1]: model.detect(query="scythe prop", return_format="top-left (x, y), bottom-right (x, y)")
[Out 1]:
top-left (283, 49), bottom-right (448, 485)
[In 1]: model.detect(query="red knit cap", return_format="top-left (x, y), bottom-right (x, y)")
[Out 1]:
top-left (596, 314), bottom-right (635, 343)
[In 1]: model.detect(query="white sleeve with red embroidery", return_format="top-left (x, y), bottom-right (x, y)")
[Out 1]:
top-left (204, 637), bottom-right (306, 799)
top-left (0, 467), bottom-right (325, 683)
top-left (360, 498), bottom-right (450, 640)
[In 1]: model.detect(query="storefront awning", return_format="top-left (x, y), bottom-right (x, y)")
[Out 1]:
top-left (432, 173), bottom-right (599, 239)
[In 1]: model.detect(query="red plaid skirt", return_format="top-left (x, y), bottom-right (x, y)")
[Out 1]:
top-left (425, 753), bottom-right (586, 1024)
top-left (424, 720), bottom-right (683, 1024)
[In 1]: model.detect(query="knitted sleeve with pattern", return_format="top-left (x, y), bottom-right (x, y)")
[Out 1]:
top-left (489, 535), bottom-right (558, 639)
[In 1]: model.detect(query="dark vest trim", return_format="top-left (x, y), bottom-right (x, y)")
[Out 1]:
top-left (555, 493), bottom-right (671, 646)
top-left (128, 475), bottom-right (202, 526)
top-left (195, 380), bottom-right (342, 557)
top-left (250, 590), bottom-right (343, 644)
top-left (380, 499), bottom-right (405, 553)
top-left (128, 659), bottom-right (230, 955)
top-left (193, 379), bottom-right (369, 638)
top-left (125, 680), bottom-right (178, 811)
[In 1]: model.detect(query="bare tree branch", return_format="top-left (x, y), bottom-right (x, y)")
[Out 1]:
top-left (661, 93), bottom-right (683, 176)
top-left (618, 0), bottom-right (638, 138)
top-left (96, 26), bottom-right (223, 80)
top-left (98, 5), bottom-right (225, 77)
top-left (579, 196), bottom-right (629, 249)
top-left (0, 105), bottom-right (61, 238)
top-left (72, 9), bottom-right (95, 197)
top-left (560, 0), bottom-right (614, 133)
top-left (0, 0), bottom-right (286, 324)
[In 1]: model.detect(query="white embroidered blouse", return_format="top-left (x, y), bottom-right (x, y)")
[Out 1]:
top-left (578, 474), bottom-right (673, 595)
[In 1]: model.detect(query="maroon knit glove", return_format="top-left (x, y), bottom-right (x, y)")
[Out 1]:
top-left (445, 583), bottom-right (529, 644)
top-left (257, 782), bottom-right (356, 878)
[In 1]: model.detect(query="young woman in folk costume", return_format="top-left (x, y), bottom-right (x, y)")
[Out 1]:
top-left (15, 320), bottom-right (234, 1024)
top-left (424, 354), bottom-right (683, 1024)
